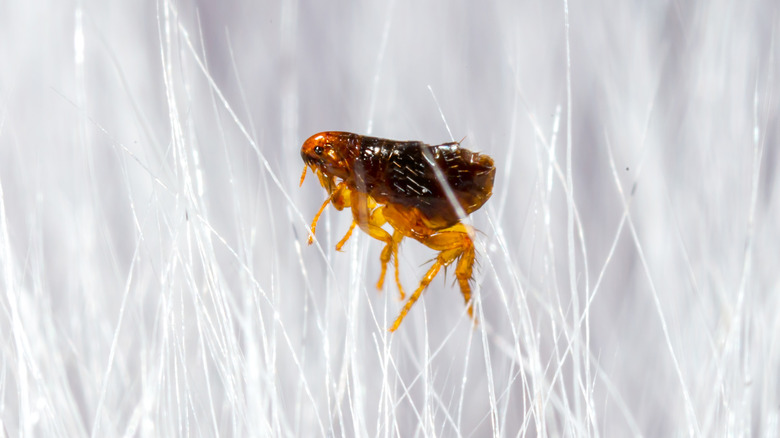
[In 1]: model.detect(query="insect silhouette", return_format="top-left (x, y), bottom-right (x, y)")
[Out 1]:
top-left (300, 131), bottom-right (495, 331)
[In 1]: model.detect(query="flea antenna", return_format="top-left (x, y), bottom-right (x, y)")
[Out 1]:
top-left (299, 165), bottom-right (308, 187)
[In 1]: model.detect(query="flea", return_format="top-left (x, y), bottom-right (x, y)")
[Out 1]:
top-left (300, 132), bottom-right (495, 331)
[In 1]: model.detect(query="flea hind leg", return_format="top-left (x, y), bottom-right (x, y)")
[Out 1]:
top-left (389, 225), bottom-right (476, 332)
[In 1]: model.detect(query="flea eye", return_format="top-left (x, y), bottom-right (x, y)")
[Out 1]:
top-left (314, 145), bottom-right (324, 155)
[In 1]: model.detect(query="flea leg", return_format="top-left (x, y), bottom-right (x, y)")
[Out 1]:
top-left (454, 237), bottom-right (476, 321)
top-left (389, 225), bottom-right (476, 331)
top-left (329, 183), bottom-right (352, 211)
top-left (377, 230), bottom-right (405, 299)
top-left (335, 221), bottom-right (357, 251)
top-left (349, 193), bottom-right (407, 297)
top-left (307, 197), bottom-right (331, 245)
top-left (389, 248), bottom-right (458, 332)
top-left (307, 183), bottom-right (350, 245)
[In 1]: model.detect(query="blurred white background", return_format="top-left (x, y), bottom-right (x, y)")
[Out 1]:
top-left (0, 0), bottom-right (778, 436)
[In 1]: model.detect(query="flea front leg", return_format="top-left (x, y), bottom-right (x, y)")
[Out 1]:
top-left (307, 182), bottom-right (351, 245)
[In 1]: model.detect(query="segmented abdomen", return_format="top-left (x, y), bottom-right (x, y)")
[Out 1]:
top-left (352, 137), bottom-right (495, 229)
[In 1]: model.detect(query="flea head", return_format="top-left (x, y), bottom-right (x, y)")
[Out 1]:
top-left (300, 132), bottom-right (356, 188)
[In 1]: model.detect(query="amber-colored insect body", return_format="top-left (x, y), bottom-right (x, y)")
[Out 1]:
top-left (300, 131), bottom-right (495, 331)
